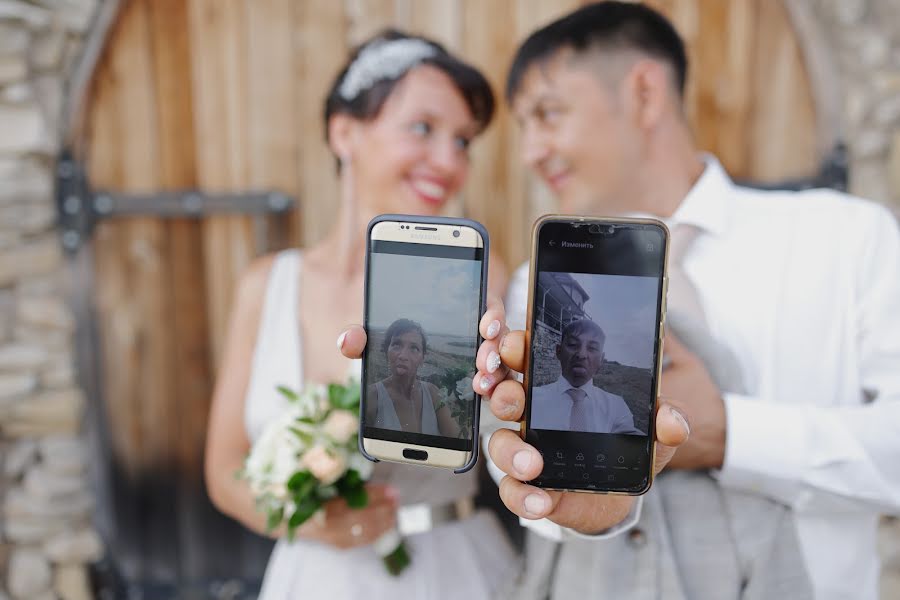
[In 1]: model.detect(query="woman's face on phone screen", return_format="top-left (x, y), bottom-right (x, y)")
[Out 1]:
top-left (387, 330), bottom-right (425, 378)
top-left (351, 65), bottom-right (479, 216)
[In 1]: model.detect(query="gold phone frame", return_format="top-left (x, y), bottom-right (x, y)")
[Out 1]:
top-left (361, 218), bottom-right (485, 470)
top-left (520, 214), bottom-right (669, 495)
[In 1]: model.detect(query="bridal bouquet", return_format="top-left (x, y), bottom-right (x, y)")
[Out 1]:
top-left (240, 379), bottom-right (410, 575)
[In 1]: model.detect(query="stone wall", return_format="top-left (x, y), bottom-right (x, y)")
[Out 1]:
top-left (0, 2), bottom-right (100, 600)
top-left (810, 0), bottom-right (900, 213)
top-left (806, 2), bottom-right (900, 597)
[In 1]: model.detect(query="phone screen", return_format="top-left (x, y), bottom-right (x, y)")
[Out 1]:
top-left (362, 234), bottom-right (484, 453)
top-left (526, 219), bottom-right (666, 493)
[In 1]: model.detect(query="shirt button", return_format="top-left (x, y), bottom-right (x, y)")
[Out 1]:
top-left (627, 528), bottom-right (647, 548)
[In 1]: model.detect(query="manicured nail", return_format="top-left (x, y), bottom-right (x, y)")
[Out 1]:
top-left (524, 493), bottom-right (549, 516)
top-left (486, 319), bottom-right (501, 339)
top-left (336, 331), bottom-right (348, 351)
top-left (669, 405), bottom-right (690, 436)
top-left (385, 486), bottom-right (400, 502)
top-left (513, 451), bottom-right (532, 475)
top-left (479, 375), bottom-right (492, 391)
top-left (487, 351), bottom-right (501, 373)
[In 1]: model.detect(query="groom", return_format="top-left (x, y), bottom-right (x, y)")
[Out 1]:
top-left (471, 3), bottom-right (900, 600)
top-left (341, 2), bottom-right (900, 598)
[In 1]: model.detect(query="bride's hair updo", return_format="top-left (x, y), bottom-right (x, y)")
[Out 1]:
top-left (324, 29), bottom-right (495, 150)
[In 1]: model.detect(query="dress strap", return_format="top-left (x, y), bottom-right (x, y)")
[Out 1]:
top-left (244, 250), bottom-right (303, 443)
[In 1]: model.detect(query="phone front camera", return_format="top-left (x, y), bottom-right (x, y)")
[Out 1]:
top-left (453, 230), bottom-right (461, 238)
top-left (588, 224), bottom-right (601, 234)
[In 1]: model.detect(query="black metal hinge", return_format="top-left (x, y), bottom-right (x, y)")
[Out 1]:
top-left (55, 149), bottom-right (295, 254)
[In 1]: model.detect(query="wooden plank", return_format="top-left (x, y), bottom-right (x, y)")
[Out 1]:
top-left (87, 0), bottom-right (178, 583)
top-left (244, 0), bottom-right (298, 252)
top-left (345, 0), bottom-right (397, 47)
top-left (749, 0), bottom-right (817, 181)
top-left (145, 0), bottom-right (219, 584)
top-left (188, 0), bottom-right (255, 369)
top-left (460, 0), bottom-right (516, 266)
top-left (294, 0), bottom-right (346, 246)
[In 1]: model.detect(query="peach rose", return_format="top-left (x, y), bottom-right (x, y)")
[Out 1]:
top-left (301, 445), bottom-right (346, 485)
top-left (323, 410), bottom-right (359, 444)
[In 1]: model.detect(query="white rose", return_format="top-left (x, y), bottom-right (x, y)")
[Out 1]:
top-left (323, 410), bottom-right (359, 445)
top-left (456, 376), bottom-right (474, 402)
top-left (348, 451), bottom-right (374, 480)
top-left (302, 445), bottom-right (346, 485)
top-left (245, 409), bottom-right (305, 498)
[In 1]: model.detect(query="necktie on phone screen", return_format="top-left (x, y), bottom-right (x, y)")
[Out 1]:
top-left (565, 387), bottom-right (590, 432)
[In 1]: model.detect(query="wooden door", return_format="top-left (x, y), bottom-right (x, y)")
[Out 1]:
top-left (82, 0), bottom-right (819, 591)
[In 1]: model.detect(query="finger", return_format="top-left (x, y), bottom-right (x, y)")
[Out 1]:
top-left (480, 295), bottom-right (507, 340)
top-left (487, 379), bottom-right (525, 421)
top-left (473, 368), bottom-right (510, 397)
top-left (652, 403), bottom-right (691, 474)
top-left (498, 476), bottom-right (554, 520)
top-left (476, 332), bottom-right (509, 375)
top-left (498, 330), bottom-right (526, 373)
top-left (488, 428), bottom-right (543, 481)
top-left (338, 325), bottom-right (367, 359)
top-left (662, 330), bottom-right (690, 361)
top-left (363, 484), bottom-right (400, 508)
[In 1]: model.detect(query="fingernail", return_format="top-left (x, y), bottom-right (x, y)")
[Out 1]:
top-left (487, 351), bottom-right (501, 373)
top-left (385, 486), bottom-right (400, 502)
top-left (524, 493), bottom-right (549, 516)
top-left (669, 405), bottom-right (690, 436)
top-left (513, 450), bottom-right (532, 474)
top-left (336, 331), bottom-right (347, 351)
top-left (479, 375), bottom-right (492, 391)
top-left (486, 320), bottom-right (501, 339)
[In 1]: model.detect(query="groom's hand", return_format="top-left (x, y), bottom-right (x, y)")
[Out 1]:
top-left (473, 297), bottom-right (692, 536)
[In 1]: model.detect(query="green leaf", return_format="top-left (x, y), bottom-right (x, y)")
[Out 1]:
top-left (328, 382), bottom-right (360, 412)
top-left (287, 471), bottom-right (313, 492)
top-left (342, 485), bottom-right (368, 509)
top-left (382, 540), bottom-right (412, 576)
top-left (266, 506), bottom-right (284, 531)
top-left (341, 469), bottom-right (363, 489)
top-left (277, 385), bottom-right (299, 401)
top-left (288, 496), bottom-right (320, 529)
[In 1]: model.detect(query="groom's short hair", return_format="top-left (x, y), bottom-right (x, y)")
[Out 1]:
top-left (506, 2), bottom-right (688, 101)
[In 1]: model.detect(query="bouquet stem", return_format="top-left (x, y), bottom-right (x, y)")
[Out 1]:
top-left (373, 528), bottom-right (411, 576)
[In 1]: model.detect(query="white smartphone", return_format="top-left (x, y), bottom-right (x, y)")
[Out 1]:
top-left (359, 214), bottom-right (488, 472)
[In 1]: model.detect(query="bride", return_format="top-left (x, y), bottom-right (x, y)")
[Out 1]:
top-left (204, 30), bottom-right (516, 598)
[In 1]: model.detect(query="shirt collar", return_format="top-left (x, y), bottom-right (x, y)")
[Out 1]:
top-left (667, 154), bottom-right (734, 237)
top-left (556, 377), bottom-right (594, 393)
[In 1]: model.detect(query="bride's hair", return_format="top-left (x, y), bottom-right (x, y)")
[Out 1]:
top-left (324, 29), bottom-right (495, 151)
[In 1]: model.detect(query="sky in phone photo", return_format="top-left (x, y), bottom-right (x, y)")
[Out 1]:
top-left (568, 272), bottom-right (658, 369)
top-left (369, 253), bottom-right (481, 337)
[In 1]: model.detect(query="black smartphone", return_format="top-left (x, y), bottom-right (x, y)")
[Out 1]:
top-left (522, 215), bottom-right (669, 494)
top-left (359, 214), bottom-right (488, 473)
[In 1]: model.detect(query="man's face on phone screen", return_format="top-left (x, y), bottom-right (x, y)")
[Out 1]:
top-left (557, 329), bottom-right (604, 387)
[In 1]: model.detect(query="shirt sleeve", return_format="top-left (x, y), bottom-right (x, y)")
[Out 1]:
top-left (717, 205), bottom-right (900, 514)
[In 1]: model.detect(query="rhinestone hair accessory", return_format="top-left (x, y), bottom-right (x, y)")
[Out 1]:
top-left (338, 38), bottom-right (439, 101)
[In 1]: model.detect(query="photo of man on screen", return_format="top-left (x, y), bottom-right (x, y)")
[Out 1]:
top-left (531, 319), bottom-right (644, 435)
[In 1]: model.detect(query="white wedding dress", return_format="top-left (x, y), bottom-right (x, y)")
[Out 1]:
top-left (245, 250), bottom-right (518, 599)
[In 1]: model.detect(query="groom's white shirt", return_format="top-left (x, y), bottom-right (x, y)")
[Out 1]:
top-left (531, 377), bottom-right (642, 435)
top-left (489, 157), bottom-right (900, 599)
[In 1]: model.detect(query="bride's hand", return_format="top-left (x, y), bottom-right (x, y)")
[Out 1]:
top-left (296, 484), bottom-right (399, 549)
